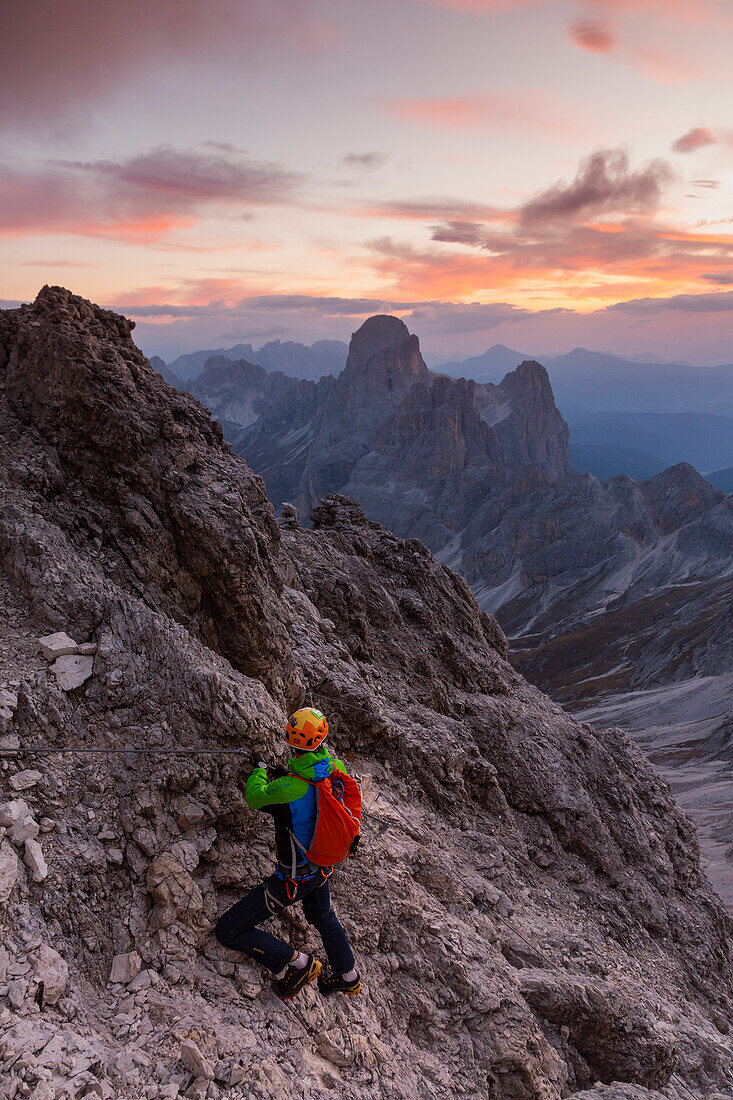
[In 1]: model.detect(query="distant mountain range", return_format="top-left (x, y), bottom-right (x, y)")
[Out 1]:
top-left (439, 345), bottom-right (733, 418)
top-left (161, 316), bottom-right (733, 729)
top-left (166, 337), bottom-right (348, 382)
top-left (567, 410), bottom-right (733, 479)
top-left (153, 339), bottom-right (733, 481)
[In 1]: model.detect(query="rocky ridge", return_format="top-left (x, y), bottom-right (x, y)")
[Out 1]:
top-left (0, 289), bottom-right (732, 1099)
top-left (211, 320), bottom-right (733, 863)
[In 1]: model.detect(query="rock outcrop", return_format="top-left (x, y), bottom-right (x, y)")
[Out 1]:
top-left (0, 288), bottom-right (732, 1099)
top-left (214, 317), bottom-right (733, 887)
top-left (226, 315), bottom-right (571, 541)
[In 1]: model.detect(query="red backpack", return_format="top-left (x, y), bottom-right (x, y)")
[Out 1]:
top-left (291, 769), bottom-right (361, 867)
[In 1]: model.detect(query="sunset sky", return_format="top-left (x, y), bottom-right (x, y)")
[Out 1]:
top-left (3, 0), bottom-right (733, 363)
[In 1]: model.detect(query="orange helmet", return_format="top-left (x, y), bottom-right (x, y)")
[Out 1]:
top-left (286, 707), bottom-right (328, 752)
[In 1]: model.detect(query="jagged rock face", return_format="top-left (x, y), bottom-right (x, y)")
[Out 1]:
top-left (225, 316), bottom-right (571, 543)
top-left (149, 355), bottom-right (182, 389)
top-left (0, 286), bottom-right (292, 691)
top-left (198, 316), bottom-right (732, 713)
top-left (472, 464), bottom-right (733, 687)
top-left (1, 289), bottom-right (733, 1099)
top-left (253, 337), bottom-right (348, 381)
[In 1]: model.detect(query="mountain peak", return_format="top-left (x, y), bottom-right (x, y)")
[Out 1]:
top-left (351, 313), bottom-right (410, 346)
top-left (342, 314), bottom-right (430, 388)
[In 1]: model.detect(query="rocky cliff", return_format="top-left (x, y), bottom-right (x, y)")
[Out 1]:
top-left (229, 316), bottom-right (570, 540)
top-left (1, 289), bottom-right (733, 1100)
top-left (167, 312), bottom-right (733, 908)
top-left (223, 317), bottom-right (733, 697)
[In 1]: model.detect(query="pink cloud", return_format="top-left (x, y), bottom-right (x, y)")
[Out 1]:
top-left (353, 148), bottom-right (733, 302)
top-left (361, 198), bottom-right (512, 224)
top-left (0, 146), bottom-right (301, 241)
top-left (567, 18), bottom-right (617, 51)
top-left (671, 127), bottom-right (717, 153)
top-left (388, 90), bottom-right (585, 140)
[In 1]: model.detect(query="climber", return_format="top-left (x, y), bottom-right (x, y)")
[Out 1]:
top-left (214, 707), bottom-right (361, 1001)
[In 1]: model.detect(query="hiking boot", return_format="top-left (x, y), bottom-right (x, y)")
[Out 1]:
top-left (317, 969), bottom-right (361, 996)
top-left (272, 956), bottom-right (322, 1000)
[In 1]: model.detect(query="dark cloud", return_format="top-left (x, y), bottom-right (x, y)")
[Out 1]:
top-left (672, 128), bottom-right (716, 153)
top-left (369, 198), bottom-right (505, 221)
top-left (403, 301), bottom-right (559, 335)
top-left (701, 272), bottom-right (733, 285)
top-left (342, 153), bottom-right (387, 171)
top-left (428, 220), bottom-right (666, 271)
top-left (0, 0), bottom-right (308, 129)
top-left (608, 291), bottom-right (733, 314)
top-left (520, 149), bottom-right (673, 225)
top-left (431, 220), bottom-right (485, 245)
top-left (242, 294), bottom-right (419, 313)
top-left (567, 19), bottom-right (616, 52)
top-left (64, 146), bottom-right (300, 204)
top-left (0, 146), bottom-right (301, 239)
top-left (119, 294), bottom-right (428, 320)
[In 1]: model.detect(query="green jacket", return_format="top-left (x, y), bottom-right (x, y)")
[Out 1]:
top-left (246, 746), bottom-right (348, 871)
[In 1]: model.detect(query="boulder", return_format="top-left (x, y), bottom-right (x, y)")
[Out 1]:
top-left (24, 837), bottom-right (48, 882)
top-left (38, 631), bottom-right (78, 660)
top-left (0, 839), bottom-right (19, 903)
top-left (180, 1038), bottom-right (215, 1081)
top-left (0, 687), bottom-right (18, 725)
top-left (52, 654), bottom-right (94, 691)
top-left (9, 769), bottom-right (43, 791)
top-left (0, 798), bottom-right (40, 844)
top-left (315, 1033), bottom-right (352, 1068)
top-left (109, 951), bottom-right (142, 984)
top-left (146, 851), bottom-right (204, 926)
top-left (31, 943), bottom-right (69, 1005)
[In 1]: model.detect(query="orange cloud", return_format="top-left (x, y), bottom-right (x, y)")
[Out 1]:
top-left (672, 127), bottom-right (716, 153)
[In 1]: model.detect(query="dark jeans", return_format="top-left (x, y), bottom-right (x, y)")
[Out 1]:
top-left (215, 871), bottom-right (355, 976)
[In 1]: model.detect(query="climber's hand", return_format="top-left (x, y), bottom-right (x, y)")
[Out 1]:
top-left (251, 752), bottom-right (268, 771)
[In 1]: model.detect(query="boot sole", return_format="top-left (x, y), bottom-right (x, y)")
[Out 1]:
top-left (275, 959), bottom-right (322, 1001)
top-left (318, 980), bottom-right (361, 997)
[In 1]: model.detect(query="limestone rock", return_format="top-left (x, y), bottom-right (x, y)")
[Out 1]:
top-left (109, 951), bottom-right (142, 984)
top-left (0, 839), bottom-right (19, 903)
top-left (31, 944), bottom-right (69, 1005)
top-left (0, 288), bottom-right (731, 1099)
top-left (0, 798), bottom-right (40, 844)
top-left (569, 1088), bottom-right (667, 1100)
top-left (0, 687), bottom-right (18, 725)
top-left (10, 769), bottom-right (43, 791)
top-left (147, 851), bottom-right (204, 927)
top-left (315, 1034), bottom-right (352, 1067)
top-left (24, 837), bottom-right (48, 882)
top-left (38, 631), bottom-right (78, 660)
top-left (180, 1038), bottom-right (215, 1081)
top-left (52, 653), bottom-right (93, 691)
top-left (8, 978), bottom-right (27, 1007)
